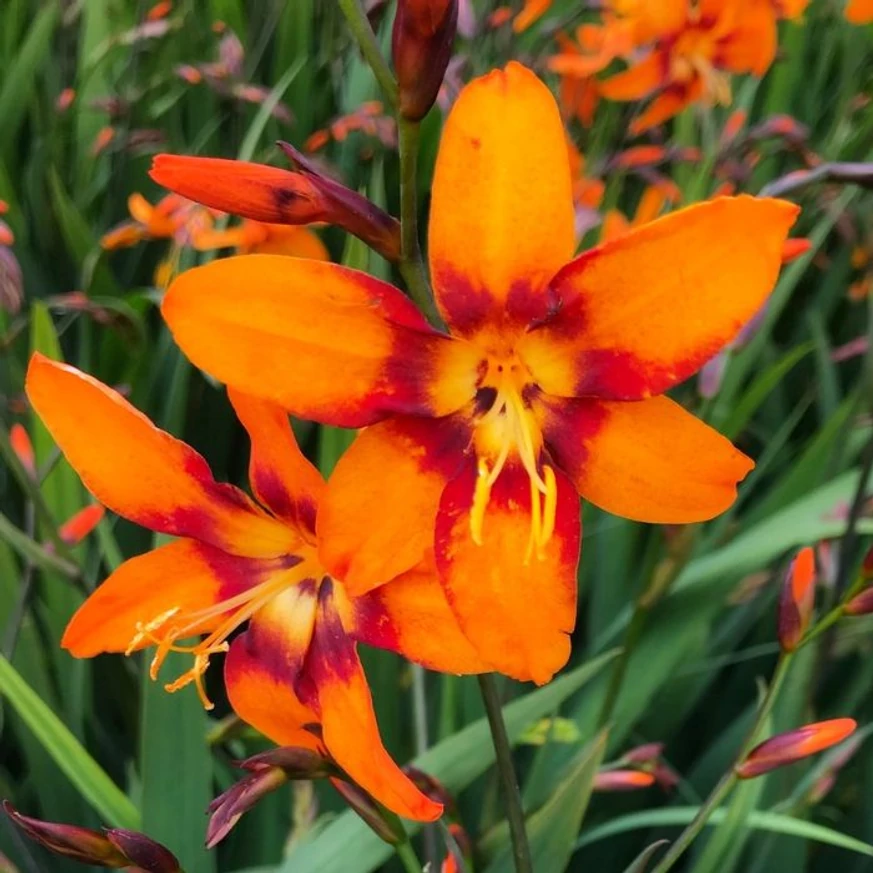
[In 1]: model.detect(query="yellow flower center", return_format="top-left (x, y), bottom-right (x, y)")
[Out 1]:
top-left (470, 356), bottom-right (557, 562)
top-left (125, 560), bottom-right (311, 709)
top-left (671, 28), bottom-right (731, 105)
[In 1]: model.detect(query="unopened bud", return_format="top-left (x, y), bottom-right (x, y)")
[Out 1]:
top-left (330, 778), bottom-right (406, 845)
top-left (593, 770), bottom-right (656, 792)
top-left (781, 238), bottom-right (812, 263)
top-left (9, 425), bottom-right (35, 477)
top-left (392, 0), bottom-right (458, 120)
top-left (622, 742), bottom-right (664, 766)
top-left (404, 767), bottom-right (456, 814)
top-left (3, 802), bottom-right (179, 872)
top-left (59, 505), bottom-right (105, 546)
top-left (844, 586), bottom-right (873, 615)
top-left (778, 546), bottom-right (816, 652)
top-left (736, 718), bottom-right (857, 779)
top-left (150, 150), bottom-right (401, 261)
top-left (207, 746), bottom-right (335, 847)
top-left (862, 544), bottom-right (873, 579)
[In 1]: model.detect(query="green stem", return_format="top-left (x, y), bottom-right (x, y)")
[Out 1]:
top-left (397, 117), bottom-right (440, 324)
top-left (395, 838), bottom-right (423, 873)
top-left (597, 602), bottom-right (648, 729)
top-left (336, 0), bottom-right (398, 106)
top-left (0, 510), bottom-right (79, 579)
top-left (649, 654), bottom-right (793, 873)
top-left (478, 674), bottom-right (533, 873)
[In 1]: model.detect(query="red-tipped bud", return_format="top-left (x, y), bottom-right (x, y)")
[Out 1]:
top-left (3, 802), bottom-right (179, 871)
top-left (845, 586), bottom-right (873, 615)
top-left (781, 238), bottom-right (812, 263)
top-left (593, 770), bottom-right (656, 792)
top-left (9, 424), bottom-right (35, 477)
top-left (736, 718), bottom-right (857, 779)
top-left (622, 742), bottom-right (664, 766)
top-left (778, 546), bottom-right (816, 652)
top-left (207, 747), bottom-right (335, 848)
top-left (392, 0), bottom-right (458, 120)
top-left (330, 778), bottom-right (406, 845)
top-left (59, 504), bottom-right (104, 546)
top-left (150, 150), bottom-right (401, 261)
top-left (404, 767), bottom-right (457, 814)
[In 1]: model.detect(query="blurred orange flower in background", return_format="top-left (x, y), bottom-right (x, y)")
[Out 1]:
top-left (161, 63), bottom-right (797, 686)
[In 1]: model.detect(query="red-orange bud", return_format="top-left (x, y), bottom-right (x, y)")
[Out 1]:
top-left (593, 770), bottom-right (656, 792)
top-left (392, 0), bottom-right (458, 120)
top-left (778, 546), bottom-right (816, 652)
top-left (736, 718), bottom-right (857, 779)
top-left (150, 150), bottom-right (401, 261)
top-left (59, 504), bottom-right (105, 546)
top-left (331, 778), bottom-right (406, 845)
top-left (845, 586), bottom-right (873, 615)
top-left (9, 424), bottom-right (35, 477)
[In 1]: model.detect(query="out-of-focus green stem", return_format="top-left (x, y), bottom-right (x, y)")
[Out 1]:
top-left (336, 0), bottom-right (398, 106)
top-left (395, 838), bottom-right (423, 873)
top-left (649, 654), bottom-right (793, 873)
top-left (0, 510), bottom-right (78, 579)
top-left (397, 117), bottom-right (440, 324)
top-left (0, 425), bottom-right (75, 561)
top-left (478, 674), bottom-right (533, 873)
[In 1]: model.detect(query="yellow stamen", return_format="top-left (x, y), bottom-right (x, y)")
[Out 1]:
top-left (470, 364), bottom-right (558, 558)
top-left (124, 572), bottom-right (300, 710)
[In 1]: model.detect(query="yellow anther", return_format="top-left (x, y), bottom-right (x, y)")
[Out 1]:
top-left (125, 607), bottom-right (180, 657)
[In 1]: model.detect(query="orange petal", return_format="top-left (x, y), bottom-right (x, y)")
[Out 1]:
top-left (350, 558), bottom-right (491, 674)
top-left (538, 394), bottom-right (753, 523)
top-left (521, 197), bottom-right (799, 400)
top-left (25, 353), bottom-right (294, 558)
top-left (428, 62), bottom-right (574, 335)
top-left (434, 460), bottom-right (579, 685)
top-left (717, 0), bottom-right (777, 76)
top-left (317, 416), bottom-right (469, 596)
top-left (513, 0), bottom-right (551, 31)
top-left (163, 256), bottom-right (475, 427)
top-left (599, 53), bottom-right (666, 101)
top-left (228, 389), bottom-right (325, 533)
top-left (224, 581), bottom-right (321, 750)
top-left (62, 539), bottom-right (277, 656)
top-left (303, 582), bottom-right (442, 821)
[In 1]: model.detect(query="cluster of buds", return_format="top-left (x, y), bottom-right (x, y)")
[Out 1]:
top-left (150, 144), bottom-right (401, 261)
top-left (593, 742), bottom-right (678, 793)
top-left (3, 802), bottom-right (180, 872)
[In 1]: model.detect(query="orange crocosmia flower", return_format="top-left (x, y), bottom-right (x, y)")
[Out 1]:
top-left (100, 193), bottom-right (201, 250)
top-left (846, 0), bottom-right (873, 22)
top-left (162, 63), bottom-right (798, 685)
top-left (191, 219), bottom-right (328, 261)
top-left (26, 354), bottom-right (490, 822)
top-left (600, 0), bottom-right (779, 134)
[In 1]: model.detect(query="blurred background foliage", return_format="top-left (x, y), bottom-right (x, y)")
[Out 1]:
top-left (2, 1), bottom-right (873, 871)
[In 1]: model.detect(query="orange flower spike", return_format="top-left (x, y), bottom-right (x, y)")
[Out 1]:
top-left (777, 546), bottom-right (816, 652)
top-left (163, 64), bottom-right (798, 686)
top-left (150, 151), bottom-right (401, 261)
top-left (393, 0), bottom-right (458, 121)
top-left (736, 719), bottom-right (857, 778)
top-left (25, 355), bottom-right (492, 822)
top-left (845, 0), bottom-right (873, 22)
top-left (9, 424), bottom-right (35, 477)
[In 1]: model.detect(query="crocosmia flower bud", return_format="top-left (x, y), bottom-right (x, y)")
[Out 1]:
top-left (392, 0), bottom-right (458, 120)
top-left (777, 546), bottom-right (816, 652)
top-left (736, 718), bottom-right (857, 779)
